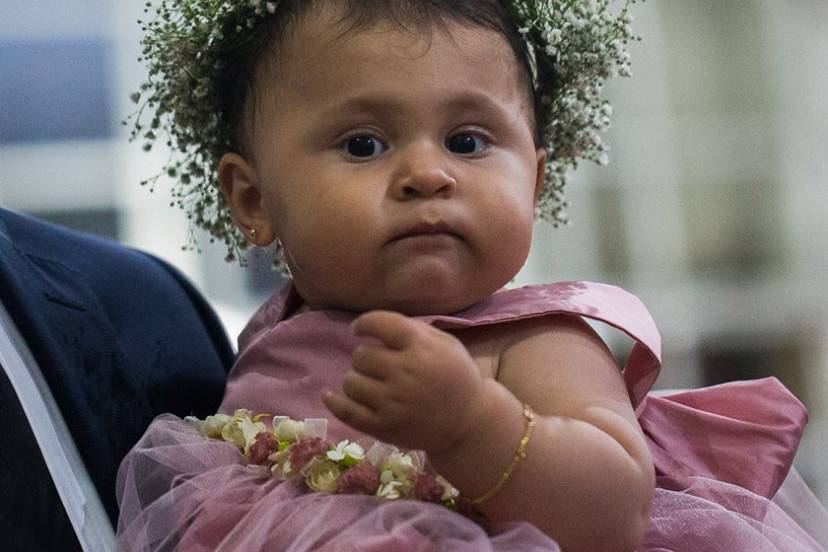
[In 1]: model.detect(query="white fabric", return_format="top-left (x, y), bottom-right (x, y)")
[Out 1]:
top-left (0, 300), bottom-right (115, 552)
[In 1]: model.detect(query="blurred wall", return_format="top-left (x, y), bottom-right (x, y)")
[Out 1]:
top-left (1, 0), bottom-right (826, 502)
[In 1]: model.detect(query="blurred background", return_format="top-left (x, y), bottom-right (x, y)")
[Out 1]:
top-left (1, 1), bottom-right (826, 502)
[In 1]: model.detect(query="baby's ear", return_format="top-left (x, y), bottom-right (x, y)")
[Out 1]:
top-left (533, 148), bottom-right (548, 205)
top-left (218, 153), bottom-right (275, 246)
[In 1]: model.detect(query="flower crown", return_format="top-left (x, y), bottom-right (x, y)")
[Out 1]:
top-left (128, 0), bottom-right (641, 262)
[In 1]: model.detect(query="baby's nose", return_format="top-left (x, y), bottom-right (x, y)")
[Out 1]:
top-left (390, 144), bottom-right (457, 200)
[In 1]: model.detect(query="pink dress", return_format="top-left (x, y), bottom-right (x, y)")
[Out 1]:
top-left (116, 281), bottom-right (828, 551)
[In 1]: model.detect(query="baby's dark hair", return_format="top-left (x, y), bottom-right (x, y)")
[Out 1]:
top-left (216, 0), bottom-right (543, 159)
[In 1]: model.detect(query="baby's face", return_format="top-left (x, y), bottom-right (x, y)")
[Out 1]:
top-left (245, 6), bottom-right (545, 315)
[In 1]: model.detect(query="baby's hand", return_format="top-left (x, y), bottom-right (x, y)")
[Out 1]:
top-left (323, 311), bottom-right (486, 454)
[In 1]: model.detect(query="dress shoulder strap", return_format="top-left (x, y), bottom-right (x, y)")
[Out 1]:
top-left (425, 281), bottom-right (662, 412)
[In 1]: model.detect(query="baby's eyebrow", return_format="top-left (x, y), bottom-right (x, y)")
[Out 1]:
top-left (440, 92), bottom-right (517, 121)
top-left (316, 91), bottom-right (516, 124)
top-left (319, 96), bottom-right (401, 119)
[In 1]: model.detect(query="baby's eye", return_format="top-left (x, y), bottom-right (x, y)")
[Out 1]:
top-left (446, 132), bottom-right (488, 155)
top-left (345, 135), bottom-right (386, 158)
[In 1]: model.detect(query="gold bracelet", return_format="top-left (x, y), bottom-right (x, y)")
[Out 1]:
top-left (469, 403), bottom-right (535, 505)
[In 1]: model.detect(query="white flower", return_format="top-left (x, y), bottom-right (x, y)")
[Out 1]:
top-left (544, 28), bottom-right (562, 45)
top-left (376, 468), bottom-right (413, 500)
top-left (382, 452), bottom-right (418, 480)
top-left (183, 416), bottom-right (205, 435)
top-left (377, 478), bottom-right (406, 500)
top-left (269, 449), bottom-right (293, 480)
top-left (305, 460), bottom-right (342, 492)
top-left (272, 416), bottom-right (328, 442)
top-left (436, 475), bottom-right (460, 502)
top-left (327, 440), bottom-right (365, 466)
top-left (273, 418), bottom-right (308, 441)
top-left (202, 413), bottom-right (231, 438)
top-left (220, 409), bottom-right (265, 452)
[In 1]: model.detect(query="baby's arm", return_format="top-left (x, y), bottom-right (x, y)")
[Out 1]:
top-left (324, 312), bottom-right (654, 552)
top-left (435, 315), bottom-right (654, 552)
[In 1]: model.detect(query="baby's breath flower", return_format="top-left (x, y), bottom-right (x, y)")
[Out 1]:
top-left (129, 0), bottom-right (642, 260)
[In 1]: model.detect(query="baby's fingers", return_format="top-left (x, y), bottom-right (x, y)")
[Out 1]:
top-left (323, 390), bottom-right (378, 434)
top-left (352, 345), bottom-right (398, 380)
top-left (341, 371), bottom-right (386, 408)
top-left (352, 310), bottom-right (419, 350)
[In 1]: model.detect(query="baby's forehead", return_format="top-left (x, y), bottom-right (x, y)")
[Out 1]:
top-left (266, 20), bottom-right (526, 102)
top-left (241, 2), bottom-right (538, 148)
top-left (273, 1), bottom-right (524, 65)
top-left (262, 5), bottom-right (527, 93)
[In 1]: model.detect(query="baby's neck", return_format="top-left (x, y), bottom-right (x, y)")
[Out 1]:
top-left (290, 302), bottom-right (312, 318)
top-left (280, 287), bottom-right (310, 320)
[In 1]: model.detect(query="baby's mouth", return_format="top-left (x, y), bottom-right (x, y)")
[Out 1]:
top-left (390, 221), bottom-right (462, 242)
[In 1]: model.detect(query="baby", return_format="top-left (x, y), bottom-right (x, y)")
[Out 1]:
top-left (118, 2), bottom-right (825, 551)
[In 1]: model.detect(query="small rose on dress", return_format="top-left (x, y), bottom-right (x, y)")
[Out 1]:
top-left (305, 460), bottom-right (343, 493)
top-left (248, 431), bottom-right (278, 465)
top-left (221, 410), bottom-right (253, 448)
top-left (273, 418), bottom-right (309, 442)
top-left (194, 411), bottom-right (461, 507)
top-left (220, 410), bottom-right (266, 454)
top-left (412, 473), bottom-right (444, 503)
top-left (202, 414), bottom-right (232, 438)
top-left (288, 437), bottom-right (330, 472)
top-left (336, 462), bottom-right (380, 495)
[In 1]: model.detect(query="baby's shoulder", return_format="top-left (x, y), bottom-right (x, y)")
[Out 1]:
top-left (452, 310), bottom-right (606, 381)
top-left (430, 280), bottom-right (658, 366)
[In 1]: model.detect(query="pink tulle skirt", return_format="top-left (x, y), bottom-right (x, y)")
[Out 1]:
top-left (116, 415), bottom-right (828, 551)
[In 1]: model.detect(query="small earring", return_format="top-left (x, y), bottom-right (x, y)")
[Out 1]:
top-left (249, 228), bottom-right (258, 238)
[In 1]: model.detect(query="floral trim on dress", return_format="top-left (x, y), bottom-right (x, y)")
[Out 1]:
top-left (185, 409), bottom-right (460, 508)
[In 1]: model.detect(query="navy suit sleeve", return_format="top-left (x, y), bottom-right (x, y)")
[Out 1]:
top-left (0, 208), bottom-right (233, 547)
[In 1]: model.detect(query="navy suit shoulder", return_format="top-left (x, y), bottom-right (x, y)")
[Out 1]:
top-left (0, 208), bottom-right (233, 548)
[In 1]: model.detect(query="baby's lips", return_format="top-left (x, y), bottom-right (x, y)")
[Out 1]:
top-left (388, 212), bottom-right (466, 244)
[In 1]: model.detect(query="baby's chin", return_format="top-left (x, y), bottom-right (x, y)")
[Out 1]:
top-left (326, 282), bottom-right (502, 316)
top-left (294, 264), bottom-right (519, 316)
top-left (372, 292), bottom-right (486, 317)
top-left (297, 285), bottom-right (487, 316)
